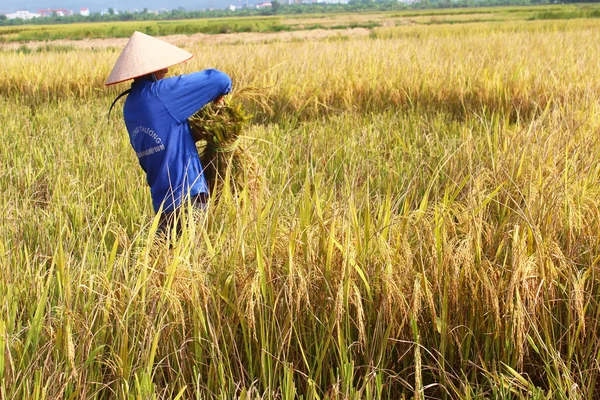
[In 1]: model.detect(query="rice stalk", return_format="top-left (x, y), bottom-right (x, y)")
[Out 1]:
top-left (189, 88), bottom-right (267, 201)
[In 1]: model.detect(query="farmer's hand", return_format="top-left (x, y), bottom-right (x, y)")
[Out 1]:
top-left (214, 95), bottom-right (225, 105)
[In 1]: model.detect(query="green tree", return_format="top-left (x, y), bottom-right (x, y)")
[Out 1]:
top-left (0, 14), bottom-right (7, 21)
top-left (108, 8), bottom-right (114, 14)
top-left (271, 0), bottom-right (280, 14)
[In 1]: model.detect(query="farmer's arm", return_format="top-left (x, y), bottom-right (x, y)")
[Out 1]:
top-left (156, 69), bottom-right (232, 123)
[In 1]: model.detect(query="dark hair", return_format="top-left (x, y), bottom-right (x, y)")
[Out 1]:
top-left (134, 73), bottom-right (158, 83)
top-left (109, 72), bottom-right (158, 118)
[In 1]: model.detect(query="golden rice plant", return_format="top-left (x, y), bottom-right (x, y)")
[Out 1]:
top-left (3, 13), bottom-right (600, 399)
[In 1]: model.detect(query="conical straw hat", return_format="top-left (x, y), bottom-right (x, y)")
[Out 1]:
top-left (105, 31), bottom-right (193, 86)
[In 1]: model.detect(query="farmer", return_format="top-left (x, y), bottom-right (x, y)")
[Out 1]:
top-left (106, 31), bottom-right (231, 235)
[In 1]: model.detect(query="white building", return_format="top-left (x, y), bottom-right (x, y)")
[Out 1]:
top-left (5, 10), bottom-right (41, 19)
top-left (255, 1), bottom-right (272, 8)
top-left (80, 8), bottom-right (90, 16)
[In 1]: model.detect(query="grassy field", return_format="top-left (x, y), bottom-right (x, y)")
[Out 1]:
top-left (2, 12), bottom-right (600, 399)
top-left (0, 17), bottom-right (286, 42)
top-left (2, 4), bottom-right (600, 42)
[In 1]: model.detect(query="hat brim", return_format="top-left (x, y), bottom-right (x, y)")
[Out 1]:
top-left (105, 56), bottom-right (193, 86)
top-left (105, 31), bottom-right (194, 86)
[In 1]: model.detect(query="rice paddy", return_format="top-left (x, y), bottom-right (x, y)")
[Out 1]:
top-left (1, 10), bottom-right (600, 399)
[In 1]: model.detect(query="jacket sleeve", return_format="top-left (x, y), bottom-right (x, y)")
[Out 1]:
top-left (156, 69), bottom-right (232, 123)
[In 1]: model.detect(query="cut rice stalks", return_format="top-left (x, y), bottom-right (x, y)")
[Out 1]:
top-left (189, 91), bottom-right (263, 201)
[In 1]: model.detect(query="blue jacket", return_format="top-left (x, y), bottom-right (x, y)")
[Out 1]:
top-left (123, 69), bottom-right (232, 213)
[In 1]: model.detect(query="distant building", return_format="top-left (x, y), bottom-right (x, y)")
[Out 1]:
top-left (80, 8), bottom-right (90, 16)
top-left (5, 10), bottom-right (41, 19)
top-left (226, 4), bottom-right (236, 10)
top-left (38, 8), bottom-right (72, 16)
top-left (255, 1), bottom-right (272, 8)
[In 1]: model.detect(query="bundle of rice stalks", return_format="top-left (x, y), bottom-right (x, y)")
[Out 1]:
top-left (189, 92), bottom-right (263, 200)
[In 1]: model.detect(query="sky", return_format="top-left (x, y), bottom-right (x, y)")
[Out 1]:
top-left (0, 0), bottom-right (242, 13)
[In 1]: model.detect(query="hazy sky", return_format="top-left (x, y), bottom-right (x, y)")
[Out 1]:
top-left (0, 0), bottom-right (241, 13)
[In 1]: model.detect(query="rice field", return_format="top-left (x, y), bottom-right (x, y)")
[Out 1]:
top-left (1, 13), bottom-right (600, 399)
top-left (3, 4), bottom-right (600, 43)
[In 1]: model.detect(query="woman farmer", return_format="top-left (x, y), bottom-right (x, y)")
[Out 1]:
top-left (106, 31), bottom-right (232, 234)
